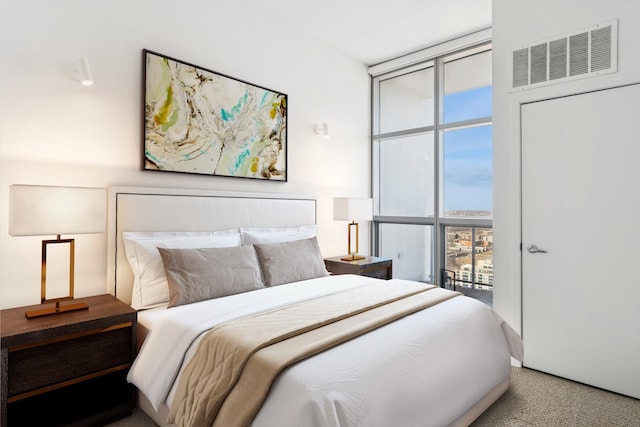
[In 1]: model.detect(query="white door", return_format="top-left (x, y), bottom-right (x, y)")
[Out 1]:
top-left (521, 84), bottom-right (640, 399)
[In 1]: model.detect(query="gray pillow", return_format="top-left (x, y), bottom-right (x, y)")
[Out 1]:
top-left (158, 245), bottom-right (265, 308)
top-left (253, 237), bottom-right (329, 287)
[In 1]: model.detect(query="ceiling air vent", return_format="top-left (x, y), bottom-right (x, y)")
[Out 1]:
top-left (511, 19), bottom-right (617, 91)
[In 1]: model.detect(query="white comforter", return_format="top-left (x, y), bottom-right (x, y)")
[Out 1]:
top-left (128, 275), bottom-right (522, 427)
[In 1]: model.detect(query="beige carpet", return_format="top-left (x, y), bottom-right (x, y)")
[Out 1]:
top-left (109, 367), bottom-right (640, 426)
top-left (472, 367), bottom-right (640, 427)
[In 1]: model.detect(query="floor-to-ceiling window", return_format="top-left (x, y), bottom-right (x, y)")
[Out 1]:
top-left (372, 43), bottom-right (493, 297)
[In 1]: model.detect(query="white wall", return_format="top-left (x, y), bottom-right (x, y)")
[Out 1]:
top-left (492, 0), bottom-right (640, 331)
top-left (0, 1), bottom-right (372, 309)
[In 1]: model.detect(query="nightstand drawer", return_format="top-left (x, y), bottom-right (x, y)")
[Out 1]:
top-left (8, 370), bottom-right (132, 427)
top-left (361, 266), bottom-right (391, 279)
top-left (8, 323), bottom-right (133, 397)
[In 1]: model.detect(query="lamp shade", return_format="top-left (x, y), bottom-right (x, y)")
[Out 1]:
top-left (9, 185), bottom-right (106, 236)
top-left (333, 197), bottom-right (373, 222)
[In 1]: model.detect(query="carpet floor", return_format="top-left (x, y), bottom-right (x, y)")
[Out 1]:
top-left (109, 367), bottom-right (640, 426)
top-left (471, 367), bottom-right (640, 426)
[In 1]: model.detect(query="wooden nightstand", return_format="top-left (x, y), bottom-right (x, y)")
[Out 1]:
top-left (324, 256), bottom-right (393, 280)
top-left (1, 294), bottom-right (137, 427)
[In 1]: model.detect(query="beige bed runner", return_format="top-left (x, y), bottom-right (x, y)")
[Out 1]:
top-left (168, 280), bottom-right (460, 427)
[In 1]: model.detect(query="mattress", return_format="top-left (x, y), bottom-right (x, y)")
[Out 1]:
top-left (129, 274), bottom-right (522, 427)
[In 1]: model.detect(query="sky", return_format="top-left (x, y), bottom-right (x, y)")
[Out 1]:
top-left (442, 86), bottom-right (493, 213)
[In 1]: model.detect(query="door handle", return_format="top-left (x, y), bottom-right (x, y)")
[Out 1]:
top-left (527, 244), bottom-right (548, 254)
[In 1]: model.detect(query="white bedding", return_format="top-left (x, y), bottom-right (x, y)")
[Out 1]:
top-left (129, 274), bottom-right (522, 427)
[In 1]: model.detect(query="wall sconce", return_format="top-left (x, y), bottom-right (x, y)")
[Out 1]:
top-left (333, 197), bottom-right (373, 261)
top-left (9, 185), bottom-right (106, 318)
top-left (315, 123), bottom-right (330, 138)
top-left (71, 58), bottom-right (94, 86)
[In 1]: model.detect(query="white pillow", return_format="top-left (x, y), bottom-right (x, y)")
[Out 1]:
top-left (122, 230), bottom-right (241, 309)
top-left (240, 224), bottom-right (317, 245)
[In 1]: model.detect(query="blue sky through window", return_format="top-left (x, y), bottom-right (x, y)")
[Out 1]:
top-left (444, 85), bottom-right (492, 123)
top-left (442, 86), bottom-right (493, 213)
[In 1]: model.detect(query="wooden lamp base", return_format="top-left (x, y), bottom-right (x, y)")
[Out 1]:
top-left (25, 301), bottom-right (89, 319)
top-left (341, 254), bottom-right (366, 261)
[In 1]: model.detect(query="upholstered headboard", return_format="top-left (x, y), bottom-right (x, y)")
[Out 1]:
top-left (106, 186), bottom-right (317, 305)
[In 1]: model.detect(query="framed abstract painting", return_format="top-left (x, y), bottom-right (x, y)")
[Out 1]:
top-left (142, 50), bottom-right (287, 181)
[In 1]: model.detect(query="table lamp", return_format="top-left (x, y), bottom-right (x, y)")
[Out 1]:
top-left (9, 184), bottom-right (106, 318)
top-left (333, 197), bottom-right (373, 261)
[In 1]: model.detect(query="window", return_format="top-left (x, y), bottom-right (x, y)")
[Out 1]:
top-left (379, 66), bottom-right (435, 133)
top-left (378, 223), bottom-right (433, 282)
top-left (441, 125), bottom-right (492, 217)
top-left (379, 133), bottom-right (434, 217)
top-left (372, 43), bottom-right (493, 295)
top-left (445, 226), bottom-right (493, 290)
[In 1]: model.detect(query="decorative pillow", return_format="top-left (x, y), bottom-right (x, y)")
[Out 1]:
top-left (158, 245), bottom-right (265, 308)
top-left (122, 230), bottom-right (241, 309)
top-left (253, 236), bottom-right (329, 287)
top-left (241, 224), bottom-right (317, 245)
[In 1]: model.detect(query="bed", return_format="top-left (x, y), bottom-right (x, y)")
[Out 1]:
top-left (107, 186), bottom-right (523, 427)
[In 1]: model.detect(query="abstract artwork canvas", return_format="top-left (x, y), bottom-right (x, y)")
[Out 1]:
top-left (143, 50), bottom-right (287, 181)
